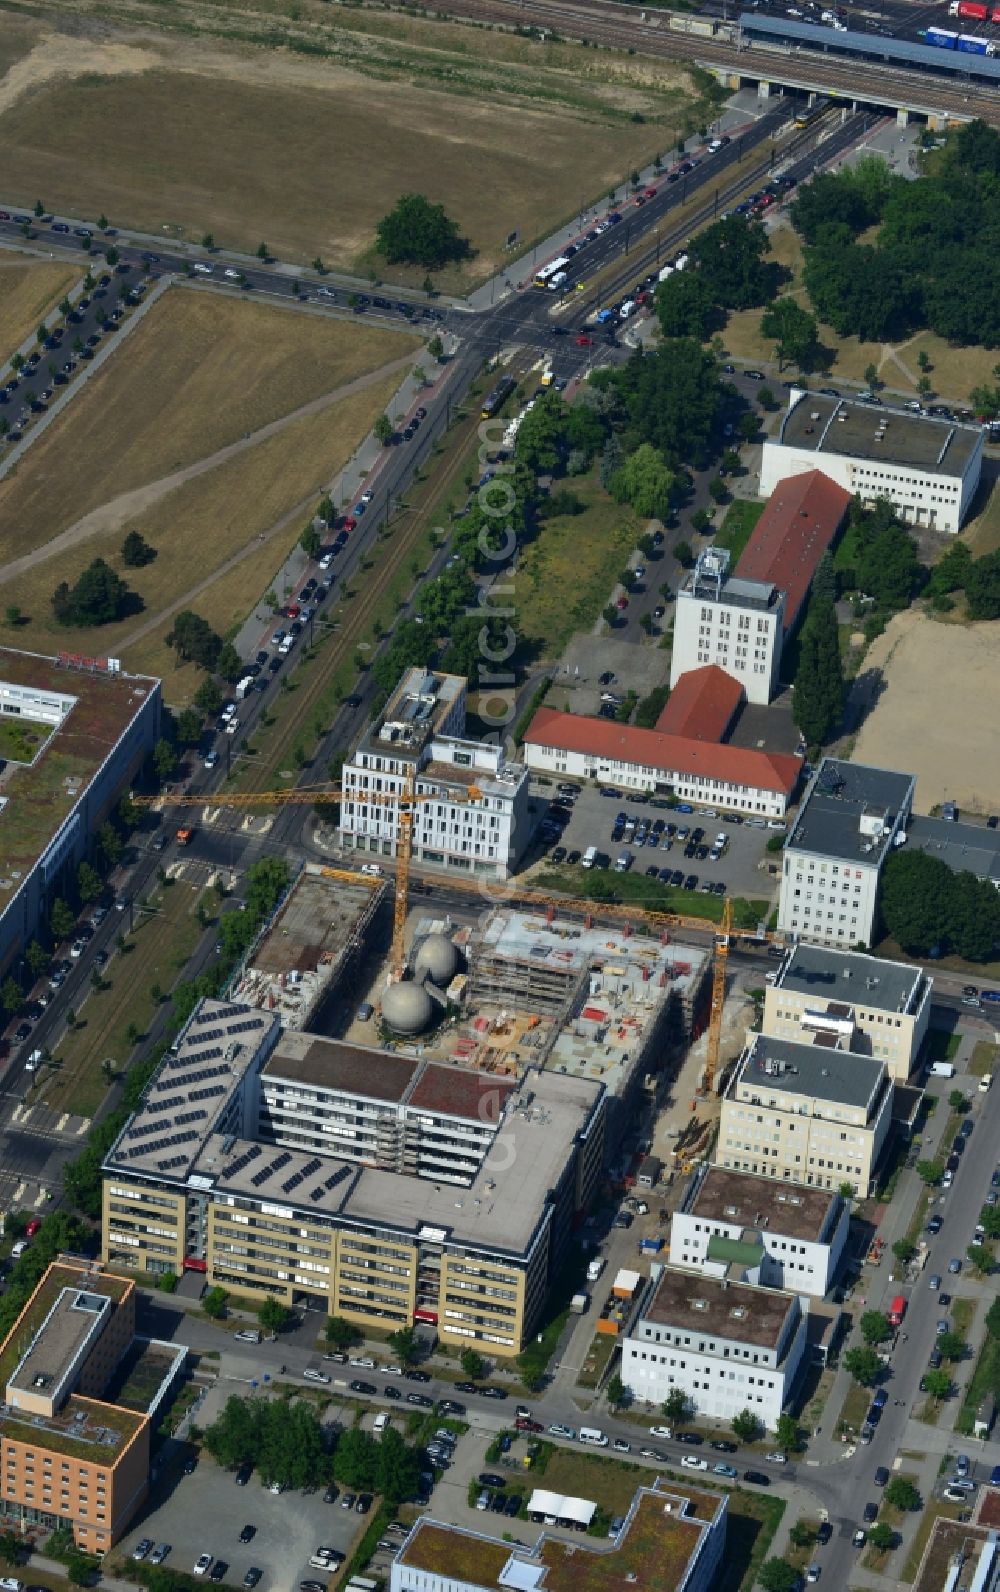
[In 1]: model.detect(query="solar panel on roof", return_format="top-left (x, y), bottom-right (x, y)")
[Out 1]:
top-left (325, 1167), bottom-right (349, 1191)
top-left (191, 1084), bottom-right (227, 1102)
top-left (175, 1109), bottom-right (207, 1127)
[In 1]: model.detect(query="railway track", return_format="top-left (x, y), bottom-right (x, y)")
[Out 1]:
top-left (417, 0), bottom-right (1000, 122)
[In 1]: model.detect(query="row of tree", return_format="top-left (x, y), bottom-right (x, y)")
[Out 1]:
top-left (879, 847), bottom-right (1000, 961)
top-left (203, 1392), bottom-right (423, 1503)
top-left (792, 124), bottom-right (1000, 347)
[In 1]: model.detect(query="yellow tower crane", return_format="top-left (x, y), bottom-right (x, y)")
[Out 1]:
top-left (131, 776), bottom-right (481, 980)
top-left (702, 895), bottom-right (733, 1099)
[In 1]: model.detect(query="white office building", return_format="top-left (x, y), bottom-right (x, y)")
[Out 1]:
top-left (671, 1166), bottom-right (849, 1299)
top-left (621, 1267), bottom-right (808, 1431)
top-left (761, 391), bottom-right (984, 535)
top-left (670, 547), bottom-right (785, 706)
top-left (764, 942), bottom-right (931, 1081)
top-left (778, 758), bottom-right (916, 948)
top-left (339, 668), bottom-right (530, 879)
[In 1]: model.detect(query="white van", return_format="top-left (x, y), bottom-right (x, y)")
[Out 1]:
top-left (373, 1412), bottom-right (391, 1437)
top-left (579, 1427), bottom-right (609, 1447)
top-left (581, 846), bottom-right (598, 870)
top-left (930, 1061), bottom-right (956, 1078)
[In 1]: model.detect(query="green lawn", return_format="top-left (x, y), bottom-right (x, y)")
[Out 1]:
top-left (533, 863), bottom-right (769, 929)
top-left (42, 881), bottom-right (203, 1118)
top-left (715, 499), bottom-right (765, 565)
top-left (957, 1332), bottom-right (1000, 1435)
top-left (969, 1040), bottom-right (997, 1078)
top-left (518, 468), bottom-right (638, 661)
top-left (0, 715), bottom-right (52, 764)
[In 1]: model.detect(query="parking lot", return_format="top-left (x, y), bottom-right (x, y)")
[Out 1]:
top-left (528, 781), bottom-right (782, 902)
top-left (123, 1445), bottom-right (365, 1592)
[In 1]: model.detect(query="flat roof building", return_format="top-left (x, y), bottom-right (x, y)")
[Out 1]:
top-left (103, 999), bottom-right (605, 1356)
top-left (778, 757), bottom-right (916, 947)
top-left (525, 706), bottom-right (801, 817)
top-left (339, 668), bottom-right (530, 879)
top-left (719, 1031), bottom-right (893, 1196)
top-left (764, 942), bottom-right (931, 1080)
top-left (392, 1478), bottom-right (727, 1592)
top-left (0, 650), bottom-right (159, 979)
top-left (761, 391), bottom-right (984, 534)
top-left (621, 1267), bottom-right (808, 1430)
top-left (671, 1165), bottom-right (849, 1298)
top-left (0, 1261), bottom-right (151, 1553)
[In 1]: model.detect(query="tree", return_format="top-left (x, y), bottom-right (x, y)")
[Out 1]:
top-left (50, 898), bottom-right (76, 942)
top-left (51, 559), bottom-right (134, 627)
top-left (603, 604), bottom-right (619, 628)
top-left (387, 1326), bottom-right (420, 1367)
top-left (891, 1239), bottom-right (916, 1266)
top-left (0, 1527), bottom-right (21, 1566)
top-left (884, 1477), bottom-right (921, 1512)
top-left (121, 529), bottom-right (156, 567)
top-left (737, 412), bottom-right (760, 443)
top-left (674, 540), bottom-right (694, 567)
top-left (607, 1374), bottom-right (626, 1410)
top-left (4, 605), bottom-right (21, 629)
top-left (663, 1386), bottom-right (692, 1422)
top-left (922, 1369), bottom-right (953, 1402)
top-left (708, 477), bottom-right (728, 504)
top-left (760, 299), bottom-right (819, 371)
top-left (757, 1558), bottom-right (799, 1592)
top-left (376, 194), bottom-right (472, 270)
top-left (36, 323), bottom-right (48, 347)
top-left (609, 443), bottom-right (676, 519)
top-left (217, 642), bottom-right (244, 682)
top-left (860, 1311), bottom-right (893, 1346)
top-left (916, 1157), bottom-right (945, 1186)
top-left (987, 1297), bottom-right (1000, 1340)
top-left (26, 941), bottom-right (49, 979)
top-left (373, 413), bottom-right (394, 446)
top-left (324, 1315), bottom-right (360, 1350)
top-left (608, 339), bottom-right (723, 471)
top-left (105, 246), bottom-right (119, 267)
top-left (868, 1522), bottom-right (895, 1551)
top-left (968, 1242), bottom-right (994, 1276)
top-left (460, 1347), bottom-right (486, 1380)
top-left (428, 334), bottom-right (444, 362)
top-left (336, 1427), bottom-right (379, 1491)
top-left (257, 1295), bottom-right (290, 1333)
top-left (948, 1088), bottom-right (968, 1112)
top-left (691, 215), bottom-right (774, 310)
top-left (77, 861), bottom-right (102, 903)
top-left (166, 610), bottom-right (222, 671)
top-left (1, 977), bottom-right (21, 1017)
top-left (202, 1285), bottom-right (229, 1319)
top-left (793, 598), bottom-right (844, 747)
top-left (788, 1521), bottom-right (815, 1550)
top-left (655, 271), bottom-right (719, 340)
top-left (732, 1408), bottom-right (762, 1442)
top-left (201, 233), bottom-right (215, 250)
top-left (376, 1426), bottom-right (422, 1506)
top-left (774, 1413), bottom-right (801, 1453)
top-left (299, 523), bottom-right (321, 559)
top-left (937, 1330), bottom-right (965, 1362)
top-left (842, 1342), bottom-right (884, 1386)
top-left (257, 241), bottom-right (269, 261)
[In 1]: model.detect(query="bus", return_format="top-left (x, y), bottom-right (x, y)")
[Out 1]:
top-left (534, 254), bottom-right (572, 289)
top-left (794, 95), bottom-right (830, 127)
top-left (480, 374), bottom-right (516, 420)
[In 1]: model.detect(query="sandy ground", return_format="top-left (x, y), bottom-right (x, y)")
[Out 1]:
top-left (851, 609), bottom-right (1000, 814)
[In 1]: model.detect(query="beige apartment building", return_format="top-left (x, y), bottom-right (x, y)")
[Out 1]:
top-left (763, 943), bottom-right (931, 1081)
top-left (718, 1033), bottom-right (893, 1197)
top-left (102, 1002), bottom-right (605, 1356)
top-left (0, 1261), bottom-right (150, 1553)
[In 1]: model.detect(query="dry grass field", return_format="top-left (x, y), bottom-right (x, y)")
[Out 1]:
top-left (0, 249), bottom-right (80, 365)
top-left (721, 220), bottom-right (1000, 401)
top-left (0, 290), bottom-right (417, 694)
top-left (852, 608), bottom-right (1000, 815)
top-left (0, 1), bottom-right (701, 284)
top-left (0, 288), bottom-right (418, 569)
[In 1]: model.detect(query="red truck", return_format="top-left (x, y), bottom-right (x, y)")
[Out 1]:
top-left (889, 1294), bottom-right (907, 1327)
top-left (949, 0), bottom-right (989, 17)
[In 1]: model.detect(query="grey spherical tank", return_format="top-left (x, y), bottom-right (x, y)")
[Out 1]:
top-left (381, 980), bottom-right (434, 1035)
top-left (412, 932), bottom-right (460, 987)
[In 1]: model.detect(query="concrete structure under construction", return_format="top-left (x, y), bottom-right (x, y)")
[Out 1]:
top-left (463, 908), bottom-right (711, 1145)
top-left (232, 864), bottom-right (386, 1031)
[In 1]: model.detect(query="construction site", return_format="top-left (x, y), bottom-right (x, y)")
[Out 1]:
top-left (230, 863), bottom-right (386, 1030)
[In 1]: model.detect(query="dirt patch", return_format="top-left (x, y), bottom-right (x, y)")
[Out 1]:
top-left (0, 250), bottom-right (80, 364)
top-left (0, 6), bottom-right (690, 283)
top-left (0, 287), bottom-right (418, 570)
top-left (852, 608), bottom-right (1000, 814)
